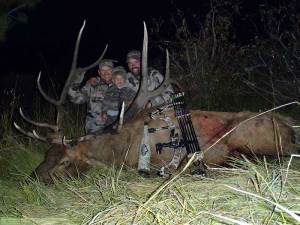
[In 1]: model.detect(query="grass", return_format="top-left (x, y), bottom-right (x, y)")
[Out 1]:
top-left (0, 139), bottom-right (300, 225)
top-left (1, 97), bottom-right (300, 224)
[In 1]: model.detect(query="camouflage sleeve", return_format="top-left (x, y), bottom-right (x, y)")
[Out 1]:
top-left (102, 97), bottom-right (109, 112)
top-left (102, 88), bottom-right (114, 112)
top-left (149, 69), bottom-right (174, 107)
top-left (124, 72), bottom-right (139, 93)
top-left (149, 69), bottom-right (164, 89)
top-left (121, 87), bottom-right (136, 102)
top-left (150, 85), bottom-right (174, 107)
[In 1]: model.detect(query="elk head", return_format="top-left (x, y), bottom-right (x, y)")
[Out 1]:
top-left (14, 22), bottom-right (175, 183)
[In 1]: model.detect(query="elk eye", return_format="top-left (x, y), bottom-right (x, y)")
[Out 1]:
top-left (61, 160), bottom-right (70, 167)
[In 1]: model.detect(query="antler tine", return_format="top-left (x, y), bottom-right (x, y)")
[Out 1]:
top-left (37, 19), bottom-right (85, 106)
top-left (60, 21), bottom-right (108, 106)
top-left (37, 71), bottom-right (60, 106)
top-left (146, 49), bottom-right (181, 96)
top-left (59, 21), bottom-right (108, 106)
top-left (13, 122), bottom-right (47, 142)
top-left (81, 44), bottom-right (108, 71)
top-left (36, 20), bottom-right (101, 107)
top-left (127, 24), bottom-right (178, 113)
top-left (19, 107), bottom-right (59, 132)
top-left (32, 130), bottom-right (71, 145)
top-left (117, 101), bottom-right (125, 132)
top-left (141, 21), bottom-right (148, 96)
top-left (123, 22), bottom-right (149, 119)
top-left (16, 21), bottom-right (110, 144)
top-left (14, 122), bottom-right (64, 144)
top-left (58, 20), bottom-right (87, 106)
top-left (144, 49), bottom-right (172, 98)
top-left (58, 43), bottom-right (108, 108)
top-left (70, 20), bottom-right (86, 76)
top-left (62, 136), bottom-right (67, 146)
top-left (32, 130), bottom-right (46, 140)
top-left (165, 49), bottom-right (170, 81)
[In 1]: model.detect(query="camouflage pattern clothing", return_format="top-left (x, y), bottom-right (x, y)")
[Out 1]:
top-left (125, 68), bottom-right (174, 107)
top-left (102, 84), bottom-right (136, 126)
top-left (68, 75), bottom-right (112, 134)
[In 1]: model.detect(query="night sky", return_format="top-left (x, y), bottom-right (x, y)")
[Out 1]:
top-left (1, 0), bottom-right (208, 73)
top-left (0, 0), bottom-right (214, 99)
top-left (0, 0), bottom-right (280, 99)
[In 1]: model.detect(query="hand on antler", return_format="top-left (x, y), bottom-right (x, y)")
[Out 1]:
top-left (145, 101), bottom-right (152, 109)
top-left (99, 112), bottom-right (107, 122)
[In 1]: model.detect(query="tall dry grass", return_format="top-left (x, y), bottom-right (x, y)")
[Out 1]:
top-left (0, 93), bottom-right (300, 224)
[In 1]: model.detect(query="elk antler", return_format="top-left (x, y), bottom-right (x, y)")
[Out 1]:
top-left (19, 107), bottom-right (59, 132)
top-left (14, 20), bottom-right (107, 143)
top-left (37, 20), bottom-right (108, 107)
top-left (117, 101), bottom-right (125, 133)
top-left (125, 22), bottom-right (178, 119)
top-left (14, 122), bottom-right (47, 142)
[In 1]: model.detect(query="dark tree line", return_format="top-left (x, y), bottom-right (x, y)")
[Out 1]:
top-left (149, 0), bottom-right (300, 113)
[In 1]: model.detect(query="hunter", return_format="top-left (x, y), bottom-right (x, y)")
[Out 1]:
top-left (68, 59), bottom-right (114, 134)
top-left (125, 50), bottom-right (174, 108)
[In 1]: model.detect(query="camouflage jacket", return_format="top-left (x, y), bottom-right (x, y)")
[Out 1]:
top-left (102, 85), bottom-right (136, 116)
top-left (68, 76), bottom-right (112, 113)
top-left (68, 75), bottom-right (112, 133)
top-left (125, 67), bottom-right (174, 107)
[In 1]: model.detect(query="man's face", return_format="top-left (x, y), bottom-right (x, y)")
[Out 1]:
top-left (113, 75), bottom-right (125, 89)
top-left (127, 58), bottom-right (140, 75)
top-left (98, 66), bottom-right (112, 83)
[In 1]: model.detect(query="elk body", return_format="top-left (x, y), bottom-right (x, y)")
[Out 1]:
top-left (33, 110), bottom-right (299, 183)
top-left (14, 22), bottom-right (299, 184)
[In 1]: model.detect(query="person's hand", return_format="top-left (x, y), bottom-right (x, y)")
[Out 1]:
top-left (100, 112), bottom-right (107, 122)
top-left (145, 101), bottom-right (152, 109)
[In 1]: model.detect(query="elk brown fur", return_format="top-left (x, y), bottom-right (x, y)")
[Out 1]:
top-left (33, 110), bottom-right (299, 183)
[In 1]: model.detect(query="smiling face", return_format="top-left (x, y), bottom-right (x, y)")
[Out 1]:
top-left (98, 65), bottom-right (113, 83)
top-left (127, 58), bottom-right (141, 75)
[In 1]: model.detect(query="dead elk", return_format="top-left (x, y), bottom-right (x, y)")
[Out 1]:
top-left (14, 22), bottom-right (300, 184)
top-left (31, 110), bottom-right (300, 183)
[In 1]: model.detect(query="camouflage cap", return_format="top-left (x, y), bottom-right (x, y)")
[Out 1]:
top-left (126, 50), bottom-right (141, 62)
top-left (112, 66), bottom-right (127, 79)
top-left (98, 59), bottom-right (114, 69)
